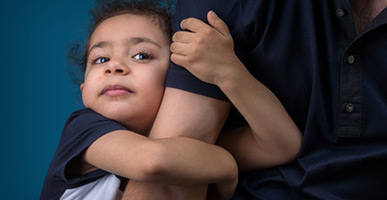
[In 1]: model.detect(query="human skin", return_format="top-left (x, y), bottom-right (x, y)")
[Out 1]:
top-left (123, 10), bottom-right (303, 200)
top-left (124, 0), bottom-right (387, 199)
top-left (72, 13), bottom-right (237, 199)
top-left (171, 11), bottom-right (302, 170)
top-left (81, 14), bottom-right (170, 135)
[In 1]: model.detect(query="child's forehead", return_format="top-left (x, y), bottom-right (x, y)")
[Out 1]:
top-left (89, 14), bottom-right (168, 46)
top-left (98, 14), bottom-right (155, 29)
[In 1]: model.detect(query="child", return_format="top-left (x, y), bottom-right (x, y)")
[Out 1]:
top-left (40, 1), bottom-right (237, 199)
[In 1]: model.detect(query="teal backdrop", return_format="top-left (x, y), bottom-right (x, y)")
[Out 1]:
top-left (1, 0), bottom-right (177, 198)
top-left (1, 0), bottom-right (97, 199)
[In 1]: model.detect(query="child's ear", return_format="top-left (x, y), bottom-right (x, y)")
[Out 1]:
top-left (80, 83), bottom-right (84, 92)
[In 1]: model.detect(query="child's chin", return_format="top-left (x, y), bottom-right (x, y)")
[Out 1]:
top-left (105, 110), bottom-right (132, 120)
top-left (98, 107), bottom-right (133, 122)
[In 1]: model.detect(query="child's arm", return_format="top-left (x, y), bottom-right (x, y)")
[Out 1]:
top-left (79, 129), bottom-right (237, 198)
top-left (171, 11), bottom-right (303, 170)
top-left (219, 126), bottom-right (297, 171)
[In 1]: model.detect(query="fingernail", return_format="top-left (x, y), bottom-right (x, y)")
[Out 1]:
top-left (180, 20), bottom-right (184, 28)
top-left (209, 10), bottom-right (218, 18)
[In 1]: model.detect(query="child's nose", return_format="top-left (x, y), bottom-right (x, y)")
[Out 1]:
top-left (104, 61), bottom-right (130, 75)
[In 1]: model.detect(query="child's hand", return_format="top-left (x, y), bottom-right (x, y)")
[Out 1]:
top-left (171, 11), bottom-right (244, 86)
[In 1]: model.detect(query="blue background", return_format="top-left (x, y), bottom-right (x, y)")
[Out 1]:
top-left (1, 0), bottom-right (95, 199)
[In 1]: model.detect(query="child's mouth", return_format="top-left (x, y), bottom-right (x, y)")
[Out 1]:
top-left (101, 85), bottom-right (134, 96)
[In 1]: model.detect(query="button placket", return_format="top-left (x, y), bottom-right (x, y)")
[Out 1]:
top-left (336, 1), bottom-right (363, 137)
top-left (339, 50), bottom-right (362, 137)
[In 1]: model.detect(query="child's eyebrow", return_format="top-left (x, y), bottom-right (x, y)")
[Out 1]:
top-left (88, 37), bottom-right (162, 54)
top-left (125, 37), bottom-right (162, 48)
top-left (88, 41), bottom-right (112, 54)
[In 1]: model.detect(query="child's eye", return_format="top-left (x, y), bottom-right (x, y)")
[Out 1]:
top-left (94, 57), bottom-right (110, 64)
top-left (132, 52), bottom-right (153, 60)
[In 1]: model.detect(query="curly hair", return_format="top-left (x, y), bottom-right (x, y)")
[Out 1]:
top-left (67, 0), bottom-right (174, 86)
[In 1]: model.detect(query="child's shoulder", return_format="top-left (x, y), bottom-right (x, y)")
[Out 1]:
top-left (62, 108), bottom-right (125, 138)
top-left (65, 108), bottom-right (104, 126)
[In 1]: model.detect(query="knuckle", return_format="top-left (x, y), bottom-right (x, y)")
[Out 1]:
top-left (195, 38), bottom-right (203, 45)
top-left (203, 28), bottom-right (213, 36)
top-left (195, 36), bottom-right (205, 45)
top-left (186, 57), bottom-right (194, 66)
top-left (189, 48), bottom-right (200, 59)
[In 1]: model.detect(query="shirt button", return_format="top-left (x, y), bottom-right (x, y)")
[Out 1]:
top-left (336, 8), bottom-right (345, 17)
top-left (345, 103), bottom-right (355, 113)
top-left (347, 55), bottom-right (355, 64)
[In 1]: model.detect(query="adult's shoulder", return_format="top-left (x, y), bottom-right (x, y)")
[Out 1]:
top-left (174, 0), bottom-right (265, 22)
top-left (173, 0), bottom-right (270, 51)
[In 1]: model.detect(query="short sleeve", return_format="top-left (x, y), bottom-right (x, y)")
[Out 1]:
top-left (49, 108), bottom-right (127, 185)
top-left (165, 0), bottom-right (264, 101)
top-left (165, 0), bottom-right (240, 101)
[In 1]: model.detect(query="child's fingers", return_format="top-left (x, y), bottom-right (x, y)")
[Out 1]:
top-left (171, 52), bottom-right (188, 67)
top-left (172, 31), bottom-right (195, 44)
top-left (180, 17), bottom-right (211, 33)
top-left (207, 11), bottom-right (231, 37)
top-left (170, 41), bottom-right (190, 56)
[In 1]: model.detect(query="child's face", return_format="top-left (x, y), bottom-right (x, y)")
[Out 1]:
top-left (81, 14), bottom-right (170, 134)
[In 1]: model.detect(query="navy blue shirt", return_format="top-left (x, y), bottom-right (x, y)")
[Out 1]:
top-left (166, 0), bottom-right (387, 199)
top-left (40, 108), bottom-right (127, 200)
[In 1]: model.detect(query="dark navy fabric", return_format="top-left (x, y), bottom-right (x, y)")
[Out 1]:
top-left (166, 0), bottom-right (387, 199)
top-left (40, 108), bottom-right (127, 200)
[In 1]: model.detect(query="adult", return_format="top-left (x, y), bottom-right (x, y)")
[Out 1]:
top-left (127, 0), bottom-right (387, 199)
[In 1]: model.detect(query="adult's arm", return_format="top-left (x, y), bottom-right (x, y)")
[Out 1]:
top-left (121, 88), bottom-right (233, 200)
top-left (171, 11), bottom-right (303, 171)
top-left (151, 88), bottom-right (231, 142)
